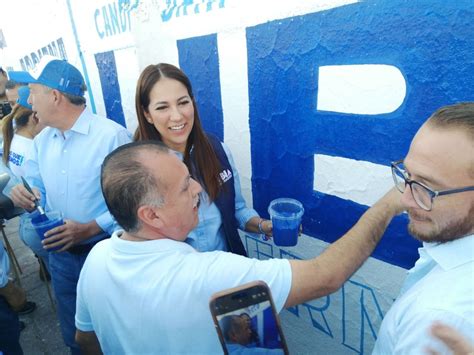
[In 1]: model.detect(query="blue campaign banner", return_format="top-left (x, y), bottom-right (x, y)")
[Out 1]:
top-left (95, 50), bottom-right (126, 127)
top-left (246, 1), bottom-right (474, 269)
top-left (178, 34), bottom-right (224, 141)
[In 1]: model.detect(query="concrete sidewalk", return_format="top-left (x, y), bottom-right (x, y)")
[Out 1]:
top-left (3, 217), bottom-right (68, 354)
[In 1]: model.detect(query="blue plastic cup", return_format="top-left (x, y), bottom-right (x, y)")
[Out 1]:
top-left (30, 210), bottom-right (64, 252)
top-left (268, 198), bottom-right (304, 247)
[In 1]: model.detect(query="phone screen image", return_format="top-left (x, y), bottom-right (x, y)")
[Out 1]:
top-left (211, 282), bottom-right (288, 354)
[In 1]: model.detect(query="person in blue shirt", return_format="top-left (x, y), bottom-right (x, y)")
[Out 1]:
top-left (9, 55), bottom-right (131, 354)
top-left (2, 86), bottom-right (49, 276)
top-left (134, 63), bottom-right (271, 255)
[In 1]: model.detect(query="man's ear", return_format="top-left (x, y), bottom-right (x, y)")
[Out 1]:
top-left (137, 205), bottom-right (164, 229)
top-left (51, 89), bottom-right (62, 104)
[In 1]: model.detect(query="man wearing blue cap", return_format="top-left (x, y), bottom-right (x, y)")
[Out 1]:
top-left (9, 55), bottom-right (131, 353)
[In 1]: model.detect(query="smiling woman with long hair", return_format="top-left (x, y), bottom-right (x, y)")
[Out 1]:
top-left (134, 63), bottom-right (272, 255)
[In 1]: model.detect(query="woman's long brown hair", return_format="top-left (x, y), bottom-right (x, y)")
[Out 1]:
top-left (134, 63), bottom-right (223, 201)
top-left (2, 105), bottom-right (33, 164)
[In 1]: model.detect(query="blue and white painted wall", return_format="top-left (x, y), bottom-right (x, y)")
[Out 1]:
top-left (1, 1), bottom-right (473, 353)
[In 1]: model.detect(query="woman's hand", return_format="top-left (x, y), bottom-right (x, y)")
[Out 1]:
top-left (245, 217), bottom-right (272, 238)
top-left (258, 218), bottom-right (273, 239)
top-left (246, 216), bottom-right (302, 241)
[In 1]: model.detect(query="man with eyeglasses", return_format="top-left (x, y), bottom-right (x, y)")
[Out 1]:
top-left (373, 103), bottom-right (474, 354)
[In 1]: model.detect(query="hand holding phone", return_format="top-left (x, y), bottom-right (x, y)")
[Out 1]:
top-left (209, 281), bottom-right (289, 354)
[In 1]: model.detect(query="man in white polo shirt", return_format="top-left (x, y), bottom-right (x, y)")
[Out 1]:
top-left (75, 141), bottom-right (403, 354)
top-left (9, 56), bottom-right (131, 353)
top-left (373, 103), bottom-right (474, 354)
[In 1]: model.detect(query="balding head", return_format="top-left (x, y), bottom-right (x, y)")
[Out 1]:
top-left (101, 141), bottom-right (170, 232)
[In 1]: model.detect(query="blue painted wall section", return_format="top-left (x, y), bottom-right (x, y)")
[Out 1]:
top-left (178, 34), bottom-right (224, 140)
top-left (246, 1), bottom-right (474, 269)
top-left (95, 51), bottom-right (126, 127)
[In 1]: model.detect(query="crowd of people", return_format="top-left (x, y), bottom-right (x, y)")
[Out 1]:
top-left (0, 56), bottom-right (472, 355)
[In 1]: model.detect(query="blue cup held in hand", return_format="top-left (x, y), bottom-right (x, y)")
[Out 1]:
top-left (268, 198), bottom-right (304, 247)
top-left (30, 210), bottom-right (64, 252)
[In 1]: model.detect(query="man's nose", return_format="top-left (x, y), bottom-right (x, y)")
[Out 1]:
top-left (400, 185), bottom-right (419, 209)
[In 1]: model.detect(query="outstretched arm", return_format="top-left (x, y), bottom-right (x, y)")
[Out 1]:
top-left (285, 188), bottom-right (404, 307)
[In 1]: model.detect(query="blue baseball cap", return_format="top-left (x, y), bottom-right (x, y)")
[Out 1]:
top-left (16, 86), bottom-right (32, 110)
top-left (6, 72), bottom-right (28, 85)
top-left (8, 55), bottom-right (86, 97)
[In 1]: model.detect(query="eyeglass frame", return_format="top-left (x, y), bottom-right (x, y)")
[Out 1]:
top-left (390, 160), bottom-right (474, 211)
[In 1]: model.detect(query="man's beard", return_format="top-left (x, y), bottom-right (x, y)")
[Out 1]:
top-left (408, 204), bottom-right (474, 243)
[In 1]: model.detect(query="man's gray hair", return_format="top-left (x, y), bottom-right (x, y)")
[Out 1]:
top-left (42, 83), bottom-right (87, 106)
top-left (101, 141), bottom-right (169, 232)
